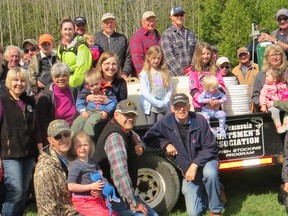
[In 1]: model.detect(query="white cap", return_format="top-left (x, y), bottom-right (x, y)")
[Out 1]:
top-left (216, 57), bottom-right (229, 66)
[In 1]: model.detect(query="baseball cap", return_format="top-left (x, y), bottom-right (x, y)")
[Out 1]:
top-left (47, 119), bottom-right (71, 137)
top-left (216, 57), bottom-right (230, 66)
top-left (74, 16), bottom-right (87, 26)
top-left (170, 6), bottom-right (185, 16)
top-left (101, 13), bottom-right (116, 22)
top-left (39, 34), bottom-right (54, 45)
top-left (142, 11), bottom-right (156, 20)
top-left (211, 45), bottom-right (218, 53)
top-left (115, 100), bottom-right (138, 116)
top-left (276, 8), bottom-right (288, 19)
top-left (171, 93), bottom-right (189, 106)
top-left (22, 39), bottom-right (38, 49)
top-left (237, 47), bottom-right (249, 57)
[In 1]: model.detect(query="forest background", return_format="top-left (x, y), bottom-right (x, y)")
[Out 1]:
top-left (1, 0), bottom-right (288, 66)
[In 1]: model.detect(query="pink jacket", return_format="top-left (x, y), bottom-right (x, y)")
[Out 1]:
top-left (189, 69), bottom-right (226, 109)
top-left (259, 82), bottom-right (287, 105)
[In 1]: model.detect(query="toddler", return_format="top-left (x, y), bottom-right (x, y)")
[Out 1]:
top-left (83, 32), bottom-right (101, 68)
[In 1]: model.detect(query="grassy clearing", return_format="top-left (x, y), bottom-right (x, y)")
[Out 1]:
top-left (24, 166), bottom-right (286, 216)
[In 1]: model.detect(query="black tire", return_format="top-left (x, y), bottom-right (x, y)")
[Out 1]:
top-left (135, 154), bottom-right (180, 216)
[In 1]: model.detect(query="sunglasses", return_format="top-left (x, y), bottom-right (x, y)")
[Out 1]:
top-left (174, 13), bottom-right (184, 17)
top-left (54, 132), bottom-right (71, 141)
top-left (220, 66), bottom-right (230, 69)
top-left (277, 17), bottom-right (288, 22)
top-left (24, 47), bottom-right (37, 54)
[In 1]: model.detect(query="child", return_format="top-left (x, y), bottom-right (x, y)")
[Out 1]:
top-left (139, 45), bottom-right (173, 124)
top-left (189, 42), bottom-right (226, 112)
top-left (198, 75), bottom-right (227, 138)
top-left (71, 69), bottom-right (117, 136)
top-left (67, 131), bottom-right (118, 216)
top-left (29, 34), bottom-right (59, 95)
top-left (259, 68), bottom-right (287, 133)
top-left (83, 32), bottom-right (101, 68)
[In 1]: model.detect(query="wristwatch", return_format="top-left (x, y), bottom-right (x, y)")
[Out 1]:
top-left (274, 40), bottom-right (279, 45)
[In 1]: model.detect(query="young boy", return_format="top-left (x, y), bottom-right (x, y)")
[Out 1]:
top-left (71, 69), bottom-right (117, 136)
top-left (29, 34), bottom-right (59, 95)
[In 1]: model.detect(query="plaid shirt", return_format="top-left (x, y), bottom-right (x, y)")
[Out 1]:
top-left (161, 25), bottom-right (197, 76)
top-left (104, 132), bottom-right (137, 206)
top-left (130, 27), bottom-right (161, 74)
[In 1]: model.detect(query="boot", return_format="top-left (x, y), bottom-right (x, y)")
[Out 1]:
top-left (273, 118), bottom-right (286, 134)
top-left (283, 115), bottom-right (288, 130)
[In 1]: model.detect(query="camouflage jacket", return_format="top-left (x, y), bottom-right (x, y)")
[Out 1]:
top-left (34, 146), bottom-right (77, 216)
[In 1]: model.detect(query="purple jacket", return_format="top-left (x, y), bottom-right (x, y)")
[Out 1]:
top-left (143, 112), bottom-right (219, 175)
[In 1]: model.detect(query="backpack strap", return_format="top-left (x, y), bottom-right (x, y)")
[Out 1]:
top-left (58, 40), bottom-right (89, 61)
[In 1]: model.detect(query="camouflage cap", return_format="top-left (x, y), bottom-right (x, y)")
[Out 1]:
top-left (115, 99), bottom-right (138, 116)
top-left (47, 119), bottom-right (71, 137)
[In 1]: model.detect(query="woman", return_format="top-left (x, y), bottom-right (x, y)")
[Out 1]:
top-left (37, 62), bottom-right (77, 146)
top-left (251, 44), bottom-right (287, 112)
top-left (34, 119), bottom-right (79, 215)
top-left (57, 17), bottom-right (92, 88)
top-left (87, 51), bottom-right (127, 103)
top-left (0, 67), bottom-right (42, 216)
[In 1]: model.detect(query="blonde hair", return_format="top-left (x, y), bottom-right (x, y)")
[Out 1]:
top-left (96, 51), bottom-right (121, 79)
top-left (84, 69), bottom-right (102, 84)
top-left (263, 44), bottom-right (287, 72)
top-left (202, 75), bottom-right (219, 92)
top-left (192, 42), bottom-right (217, 74)
top-left (5, 67), bottom-right (29, 90)
top-left (71, 131), bottom-right (95, 159)
top-left (83, 32), bottom-right (96, 43)
top-left (143, 46), bottom-right (171, 90)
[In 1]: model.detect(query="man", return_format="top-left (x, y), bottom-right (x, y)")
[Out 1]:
top-left (96, 13), bottom-right (134, 78)
top-left (143, 93), bottom-right (224, 216)
top-left (29, 33), bottom-right (59, 94)
top-left (74, 16), bottom-right (87, 36)
top-left (258, 8), bottom-right (288, 58)
top-left (130, 11), bottom-right (161, 75)
top-left (34, 119), bottom-right (79, 215)
top-left (4, 45), bottom-right (22, 69)
top-left (22, 39), bottom-right (39, 69)
top-left (96, 100), bottom-right (158, 216)
top-left (161, 6), bottom-right (197, 76)
top-left (232, 47), bottom-right (259, 87)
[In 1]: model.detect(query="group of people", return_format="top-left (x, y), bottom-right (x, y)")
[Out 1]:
top-left (1, 5), bottom-right (288, 216)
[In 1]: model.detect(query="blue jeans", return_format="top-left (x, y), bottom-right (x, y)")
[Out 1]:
top-left (112, 196), bottom-right (158, 216)
top-left (182, 159), bottom-right (223, 216)
top-left (2, 158), bottom-right (35, 216)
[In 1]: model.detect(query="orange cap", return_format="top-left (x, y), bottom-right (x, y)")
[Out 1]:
top-left (39, 34), bottom-right (54, 45)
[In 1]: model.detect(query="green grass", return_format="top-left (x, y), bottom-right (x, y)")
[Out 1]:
top-left (24, 166), bottom-right (286, 216)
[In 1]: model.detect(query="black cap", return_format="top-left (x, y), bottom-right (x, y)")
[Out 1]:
top-left (74, 16), bottom-right (87, 25)
top-left (171, 93), bottom-right (189, 105)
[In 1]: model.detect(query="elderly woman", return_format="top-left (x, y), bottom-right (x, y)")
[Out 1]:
top-left (57, 17), bottom-right (92, 88)
top-left (0, 67), bottom-right (42, 215)
top-left (251, 44), bottom-right (287, 112)
top-left (37, 62), bottom-right (77, 146)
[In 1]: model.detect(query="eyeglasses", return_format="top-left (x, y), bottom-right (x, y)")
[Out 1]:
top-left (269, 53), bottom-right (282, 58)
top-left (23, 47), bottom-right (37, 54)
top-left (54, 132), bottom-right (71, 141)
top-left (174, 13), bottom-right (184, 17)
top-left (102, 62), bottom-right (118, 67)
top-left (220, 66), bottom-right (230, 69)
top-left (277, 17), bottom-right (288, 22)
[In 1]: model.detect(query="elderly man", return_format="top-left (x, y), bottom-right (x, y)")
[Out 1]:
top-left (96, 100), bottom-right (158, 216)
top-left (161, 6), bottom-right (197, 76)
top-left (74, 16), bottom-right (87, 36)
top-left (130, 11), bottom-right (161, 75)
top-left (143, 93), bottom-right (224, 216)
top-left (4, 45), bottom-right (22, 69)
top-left (96, 13), bottom-right (134, 78)
top-left (232, 47), bottom-right (259, 87)
top-left (258, 8), bottom-right (288, 58)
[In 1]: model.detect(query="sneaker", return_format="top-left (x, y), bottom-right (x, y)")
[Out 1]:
top-left (277, 126), bottom-right (286, 134)
top-left (220, 183), bottom-right (227, 206)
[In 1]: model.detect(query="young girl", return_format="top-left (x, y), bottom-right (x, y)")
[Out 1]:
top-left (139, 45), bottom-right (173, 124)
top-left (189, 42), bottom-right (226, 112)
top-left (67, 131), bottom-right (118, 216)
top-left (198, 75), bottom-right (227, 138)
top-left (259, 67), bottom-right (287, 133)
top-left (83, 32), bottom-right (101, 68)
